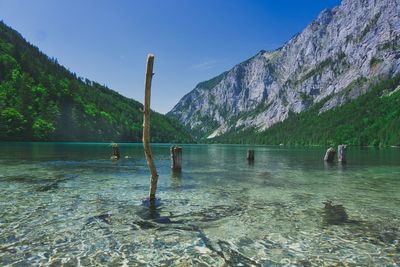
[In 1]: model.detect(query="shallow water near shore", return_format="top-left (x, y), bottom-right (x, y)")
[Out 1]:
top-left (0, 142), bottom-right (399, 266)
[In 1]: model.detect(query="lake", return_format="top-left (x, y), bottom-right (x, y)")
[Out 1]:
top-left (0, 142), bottom-right (399, 266)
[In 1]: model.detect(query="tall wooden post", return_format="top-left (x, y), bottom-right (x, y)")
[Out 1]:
top-left (142, 54), bottom-right (159, 201)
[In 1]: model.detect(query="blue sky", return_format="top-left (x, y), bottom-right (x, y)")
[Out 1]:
top-left (0, 0), bottom-right (340, 113)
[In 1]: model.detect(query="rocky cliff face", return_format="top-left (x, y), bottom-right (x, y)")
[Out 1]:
top-left (168, 0), bottom-right (400, 138)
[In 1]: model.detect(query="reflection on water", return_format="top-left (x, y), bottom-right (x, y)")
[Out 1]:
top-left (0, 142), bottom-right (399, 266)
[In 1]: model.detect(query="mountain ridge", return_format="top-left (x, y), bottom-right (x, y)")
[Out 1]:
top-left (168, 0), bottom-right (400, 139)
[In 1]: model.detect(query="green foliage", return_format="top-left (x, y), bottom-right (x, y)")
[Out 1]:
top-left (0, 41), bottom-right (13, 53)
top-left (210, 75), bottom-right (400, 147)
top-left (378, 38), bottom-right (400, 52)
top-left (359, 13), bottom-right (381, 41)
top-left (11, 68), bottom-right (21, 81)
top-left (0, 54), bottom-right (17, 80)
top-left (196, 71), bottom-right (228, 90)
top-left (0, 21), bottom-right (193, 143)
top-left (300, 92), bottom-right (313, 103)
top-left (297, 52), bottom-right (349, 85)
top-left (84, 103), bottom-right (98, 117)
top-left (189, 113), bottom-right (220, 139)
top-left (239, 102), bottom-right (271, 120)
top-left (299, 57), bottom-right (334, 83)
top-left (100, 111), bottom-right (113, 123)
top-left (0, 107), bottom-right (26, 138)
top-left (370, 57), bottom-right (384, 67)
top-left (32, 118), bottom-right (55, 140)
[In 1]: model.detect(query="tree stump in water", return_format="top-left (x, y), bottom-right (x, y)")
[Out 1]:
top-left (324, 147), bottom-right (335, 163)
top-left (247, 150), bottom-right (255, 161)
top-left (338, 145), bottom-right (347, 163)
top-left (111, 143), bottom-right (120, 160)
top-left (170, 146), bottom-right (182, 171)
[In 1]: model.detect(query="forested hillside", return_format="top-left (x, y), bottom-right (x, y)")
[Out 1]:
top-left (210, 75), bottom-right (400, 146)
top-left (0, 21), bottom-right (193, 142)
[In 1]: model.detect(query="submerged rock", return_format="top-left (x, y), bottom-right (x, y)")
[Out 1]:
top-left (3, 174), bottom-right (40, 184)
top-left (37, 182), bottom-right (59, 192)
top-left (217, 240), bottom-right (261, 266)
top-left (189, 205), bottom-right (243, 223)
top-left (37, 174), bottom-right (78, 192)
top-left (133, 220), bottom-right (157, 230)
top-left (86, 213), bottom-right (112, 225)
top-left (377, 228), bottom-right (399, 245)
top-left (322, 200), bottom-right (348, 225)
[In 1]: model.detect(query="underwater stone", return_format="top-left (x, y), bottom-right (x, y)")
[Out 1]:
top-left (322, 200), bottom-right (348, 225)
top-left (217, 240), bottom-right (260, 266)
top-left (37, 182), bottom-right (59, 192)
top-left (378, 229), bottom-right (399, 244)
top-left (86, 213), bottom-right (112, 225)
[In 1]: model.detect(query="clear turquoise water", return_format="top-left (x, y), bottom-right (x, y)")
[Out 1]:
top-left (0, 142), bottom-right (399, 266)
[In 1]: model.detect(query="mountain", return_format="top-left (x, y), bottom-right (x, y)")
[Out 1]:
top-left (210, 75), bottom-right (400, 146)
top-left (0, 21), bottom-right (193, 142)
top-left (168, 0), bottom-right (400, 142)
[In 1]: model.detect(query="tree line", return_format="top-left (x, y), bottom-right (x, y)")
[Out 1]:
top-left (210, 75), bottom-right (400, 147)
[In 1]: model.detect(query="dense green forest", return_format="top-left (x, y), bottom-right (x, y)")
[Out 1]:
top-left (0, 21), bottom-right (193, 142)
top-left (210, 75), bottom-right (400, 146)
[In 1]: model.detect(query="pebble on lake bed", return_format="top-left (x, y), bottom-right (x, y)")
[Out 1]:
top-left (195, 246), bottom-right (212, 254)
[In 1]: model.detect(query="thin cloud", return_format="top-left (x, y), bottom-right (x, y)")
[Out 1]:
top-left (192, 60), bottom-right (219, 70)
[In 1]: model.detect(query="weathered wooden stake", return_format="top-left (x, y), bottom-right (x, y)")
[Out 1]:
top-left (324, 147), bottom-right (336, 163)
top-left (142, 54), bottom-right (159, 201)
top-left (338, 145), bottom-right (347, 163)
top-left (247, 149), bottom-right (255, 161)
top-left (170, 146), bottom-right (182, 171)
top-left (111, 143), bottom-right (120, 160)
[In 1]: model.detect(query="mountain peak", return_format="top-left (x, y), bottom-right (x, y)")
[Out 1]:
top-left (168, 0), bottom-right (400, 139)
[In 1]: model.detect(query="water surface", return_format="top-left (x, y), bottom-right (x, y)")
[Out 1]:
top-left (0, 142), bottom-right (399, 266)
